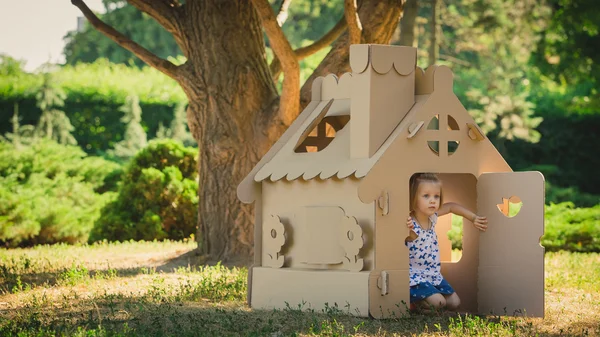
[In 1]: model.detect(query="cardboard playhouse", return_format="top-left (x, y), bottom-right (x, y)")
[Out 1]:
top-left (237, 44), bottom-right (545, 318)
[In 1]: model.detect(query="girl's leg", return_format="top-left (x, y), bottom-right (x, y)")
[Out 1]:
top-left (444, 292), bottom-right (461, 310)
top-left (421, 293), bottom-right (446, 310)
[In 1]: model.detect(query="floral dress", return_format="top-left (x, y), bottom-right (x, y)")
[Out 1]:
top-left (406, 213), bottom-right (454, 302)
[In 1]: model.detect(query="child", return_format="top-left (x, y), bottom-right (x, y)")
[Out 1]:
top-left (405, 173), bottom-right (488, 311)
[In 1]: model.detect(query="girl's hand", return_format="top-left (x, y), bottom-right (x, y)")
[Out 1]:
top-left (406, 214), bottom-right (418, 242)
top-left (472, 215), bottom-right (488, 231)
top-left (406, 215), bottom-right (414, 230)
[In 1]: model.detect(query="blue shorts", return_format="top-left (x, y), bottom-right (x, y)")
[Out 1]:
top-left (410, 278), bottom-right (455, 303)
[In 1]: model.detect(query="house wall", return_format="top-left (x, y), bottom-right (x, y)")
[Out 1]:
top-left (261, 178), bottom-right (375, 271)
top-left (250, 267), bottom-right (371, 316)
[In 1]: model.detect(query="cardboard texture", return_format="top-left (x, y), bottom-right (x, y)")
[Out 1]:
top-left (477, 172), bottom-right (545, 317)
top-left (237, 44), bottom-right (545, 318)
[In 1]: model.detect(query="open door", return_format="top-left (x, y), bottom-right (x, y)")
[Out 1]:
top-left (477, 172), bottom-right (545, 317)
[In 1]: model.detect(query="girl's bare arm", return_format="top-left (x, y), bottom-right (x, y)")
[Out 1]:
top-left (438, 202), bottom-right (488, 231)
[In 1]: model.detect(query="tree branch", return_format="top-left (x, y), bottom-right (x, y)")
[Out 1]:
top-left (252, 0), bottom-right (300, 125)
top-left (71, 0), bottom-right (180, 80)
top-left (127, 0), bottom-right (188, 54)
top-left (295, 17), bottom-right (348, 59)
top-left (276, 0), bottom-right (293, 26)
top-left (344, 0), bottom-right (362, 45)
top-left (269, 17), bottom-right (347, 82)
top-left (127, 0), bottom-right (179, 33)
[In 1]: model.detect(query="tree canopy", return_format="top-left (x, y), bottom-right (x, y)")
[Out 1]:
top-left (64, 0), bottom-right (181, 67)
top-left (533, 0), bottom-right (600, 86)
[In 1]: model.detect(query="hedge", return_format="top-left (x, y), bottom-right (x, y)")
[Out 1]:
top-left (0, 60), bottom-right (186, 154)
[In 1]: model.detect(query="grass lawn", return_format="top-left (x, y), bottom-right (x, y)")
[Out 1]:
top-left (1, 240), bottom-right (599, 336)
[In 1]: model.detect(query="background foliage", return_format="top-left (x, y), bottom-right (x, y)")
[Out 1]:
top-left (63, 0), bottom-right (182, 67)
top-left (89, 139), bottom-right (198, 243)
top-left (542, 202), bottom-right (600, 252)
top-left (0, 58), bottom-right (185, 154)
top-left (0, 140), bottom-right (119, 247)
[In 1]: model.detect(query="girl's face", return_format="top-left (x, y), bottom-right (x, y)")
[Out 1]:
top-left (414, 181), bottom-right (441, 217)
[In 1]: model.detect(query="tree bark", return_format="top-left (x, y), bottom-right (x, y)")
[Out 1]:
top-left (252, 0), bottom-right (300, 125)
top-left (344, 0), bottom-right (362, 45)
top-left (276, 0), bottom-right (293, 26)
top-left (175, 1), bottom-right (282, 261)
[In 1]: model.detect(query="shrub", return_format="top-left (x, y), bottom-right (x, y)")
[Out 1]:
top-left (542, 202), bottom-right (600, 252)
top-left (90, 139), bottom-right (198, 242)
top-left (0, 140), bottom-right (120, 246)
top-left (545, 181), bottom-right (600, 208)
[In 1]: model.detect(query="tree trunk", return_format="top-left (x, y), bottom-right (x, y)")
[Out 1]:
top-left (180, 0), bottom-right (404, 262)
top-left (179, 0), bottom-right (404, 262)
top-left (399, 0), bottom-right (419, 47)
top-left (177, 1), bottom-right (282, 262)
top-left (180, 0), bottom-right (402, 261)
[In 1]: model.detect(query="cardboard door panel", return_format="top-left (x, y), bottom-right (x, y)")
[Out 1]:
top-left (477, 171), bottom-right (545, 317)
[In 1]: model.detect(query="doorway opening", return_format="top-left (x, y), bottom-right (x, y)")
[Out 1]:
top-left (408, 173), bottom-right (477, 263)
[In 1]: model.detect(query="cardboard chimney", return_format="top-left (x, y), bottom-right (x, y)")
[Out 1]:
top-left (237, 44), bottom-right (545, 318)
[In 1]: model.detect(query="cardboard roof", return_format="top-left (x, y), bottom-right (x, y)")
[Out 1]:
top-left (252, 84), bottom-right (431, 184)
top-left (238, 45), bottom-right (507, 204)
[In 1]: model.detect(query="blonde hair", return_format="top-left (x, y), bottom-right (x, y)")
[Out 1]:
top-left (409, 173), bottom-right (443, 213)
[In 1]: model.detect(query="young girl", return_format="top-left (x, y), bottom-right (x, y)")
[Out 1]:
top-left (405, 173), bottom-right (488, 311)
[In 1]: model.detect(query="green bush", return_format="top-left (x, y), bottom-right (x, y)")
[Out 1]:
top-left (90, 139), bottom-right (198, 242)
top-left (0, 140), bottom-right (120, 246)
top-left (542, 202), bottom-right (600, 252)
top-left (545, 180), bottom-right (600, 208)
